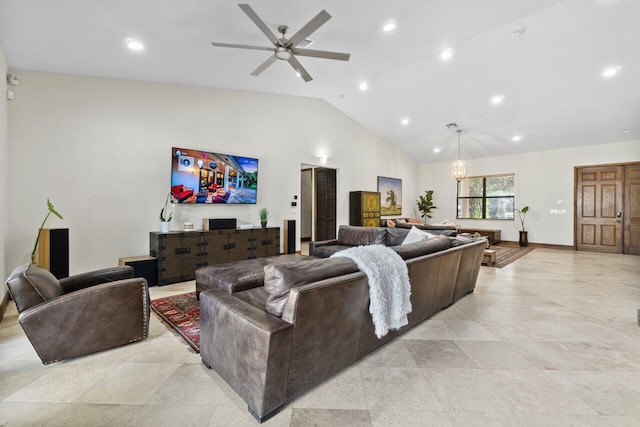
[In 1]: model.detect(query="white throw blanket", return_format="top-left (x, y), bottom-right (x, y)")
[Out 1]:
top-left (332, 245), bottom-right (412, 338)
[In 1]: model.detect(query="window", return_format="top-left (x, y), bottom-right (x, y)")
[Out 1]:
top-left (457, 174), bottom-right (515, 219)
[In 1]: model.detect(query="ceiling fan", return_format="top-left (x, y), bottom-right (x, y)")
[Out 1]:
top-left (211, 4), bottom-right (351, 82)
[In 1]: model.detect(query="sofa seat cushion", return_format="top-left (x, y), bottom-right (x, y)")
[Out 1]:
top-left (234, 287), bottom-right (270, 311)
top-left (337, 226), bottom-right (387, 246)
top-left (312, 244), bottom-right (354, 258)
top-left (6, 263), bottom-right (64, 313)
top-left (195, 254), bottom-right (316, 295)
top-left (264, 258), bottom-right (359, 317)
top-left (392, 235), bottom-right (451, 260)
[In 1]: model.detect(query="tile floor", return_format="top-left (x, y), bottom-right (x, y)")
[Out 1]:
top-left (1, 248), bottom-right (639, 426)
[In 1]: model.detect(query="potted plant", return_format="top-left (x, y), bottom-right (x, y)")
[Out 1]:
top-left (259, 208), bottom-right (269, 228)
top-left (416, 190), bottom-right (437, 224)
top-left (32, 199), bottom-right (63, 263)
top-left (515, 206), bottom-right (529, 247)
top-left (160, 192), bottom-right (173, 233)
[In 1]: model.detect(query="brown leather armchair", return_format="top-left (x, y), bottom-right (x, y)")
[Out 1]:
top-left (5, 263), bottom-right (150, 364)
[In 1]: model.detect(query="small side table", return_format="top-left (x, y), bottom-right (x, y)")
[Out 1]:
top-left (119, 255), bottom-right (158, 286)
top-left (482, 249), bottom-right (496, 266)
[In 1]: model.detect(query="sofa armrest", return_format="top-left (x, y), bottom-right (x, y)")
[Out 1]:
top-left (308, 239), bottom-right (338, 257)
top-left (200, 290), bottom-right (293, 421)
top-left (19, 278), bottom-right (149, 364)
top-left (59, 266), bottom-right (134, 293)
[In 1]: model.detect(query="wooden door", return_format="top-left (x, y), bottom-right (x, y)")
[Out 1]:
top-left (624, 164), bottom-right (640, 255)
top-left (315, 168), bottom-right (337, 241)
top-left (576, 165), bottom-right (623, 253)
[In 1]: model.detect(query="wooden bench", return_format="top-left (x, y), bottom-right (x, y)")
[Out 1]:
top-left (459, 228), bottom-right (501, 245)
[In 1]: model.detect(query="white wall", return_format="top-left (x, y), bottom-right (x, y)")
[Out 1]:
top-left (0, 45), bottom-right (8, 303)
top-left (7, 71), bottom-right (419, 274)
top-left (420, 140), bottom-right (640, 246)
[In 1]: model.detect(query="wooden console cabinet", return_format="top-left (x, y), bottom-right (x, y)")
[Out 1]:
top-left (150, 227), bottom-right (280, 286)
top-left (350, 191), bottom-right (381, 227)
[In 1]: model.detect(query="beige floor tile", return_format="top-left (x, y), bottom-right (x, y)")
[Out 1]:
top-left (545, 370), bottom-right (640, 416)
top-left (208, 405), bottom-right (293, 426)
top-left (359, 340), bottom-right (418, 368)
top-left (0, 402), bottom-right (68, 426)
top-left (369, 410), bottom-right (453, 426)
top-left (360, 367), bottom-right (442, 411)
top-left (454, 341), bottom-right (536, 370)
top-left (404, 340), bottom-right (477, 369)
top-left (128, 404), bottom-right (217, 427)
top-left (293, 365), bottom-right (368, 410)
top-left (3, 361), bottom-right (117, 403)
top-left (290, 408), bottom-right (371, 427)
top-left (0, 360), bottom-right (49, 400)
top-left (479, 320), bottom-right (600, 343)
top-left (400, 320), bottom-right (500, 341)
top-left (74, 362), bottom-right (179, 405)
top-left (147, 364), bottom-right (238, 407)
top-left (492, 369), bottom-right (596, 414)
top-left (128, 334), bottom-right (191, 363)
top-left (447, 412), bottom-right (640, 427)
top-left (43, 403), bottom-right (139, 426)
top-left (422, 368), bottom-right (516, 413)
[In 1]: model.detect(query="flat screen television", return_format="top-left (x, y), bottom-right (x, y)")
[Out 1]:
top-left (170, 147), bottom-right (258, 204)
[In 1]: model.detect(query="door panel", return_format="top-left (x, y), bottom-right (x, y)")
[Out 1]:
top-left (624, 164), bottom-right (640, 255)
top-left (314, 168), bottom-right (337, 241)
top-left (576, 165), bottom-right (623, 253)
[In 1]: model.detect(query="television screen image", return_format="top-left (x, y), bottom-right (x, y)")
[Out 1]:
top-left (170, 147), bottom-right (258, 204)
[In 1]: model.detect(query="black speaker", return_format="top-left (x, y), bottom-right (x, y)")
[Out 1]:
top-left (284, 219), bottom-right (296, 254)
top-left (203, 218), bottom-right (237, 230)
top-left (37, 228), bottom-right (69, 279)
top-left (119, 256), bottom-right (158, 287)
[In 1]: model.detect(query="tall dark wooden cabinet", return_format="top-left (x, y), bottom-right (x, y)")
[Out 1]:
top-left (350, 191), bottom-right (381, 227)
top-left (150, 227), bottom-right (280, 286)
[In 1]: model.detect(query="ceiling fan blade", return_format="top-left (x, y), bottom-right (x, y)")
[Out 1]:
top-left (286, 10), bottom-right (331, 48)
top-left (211, 42), bottom-right (274, 52)
top-left (288, 56), bottom-right (313, 82)
top-left (292, 48), bottom-right (350, 61)
top-left (238, 4), bottom-right (280, 46)
top-left (250, 55), bottom-right (277, 76)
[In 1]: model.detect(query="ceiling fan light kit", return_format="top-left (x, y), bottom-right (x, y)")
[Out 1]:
top-left (211, 4), bottom-right (351, 82)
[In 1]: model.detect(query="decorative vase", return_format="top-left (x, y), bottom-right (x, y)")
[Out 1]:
top-left (519, 231), bottom-right (528, 247)
top-left (161, 222), bottom-right (170, 233)
top-left (261, 221), bottom-right (267, 228)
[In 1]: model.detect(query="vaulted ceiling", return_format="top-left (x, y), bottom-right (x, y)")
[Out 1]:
top-left (1, 0), bottom-right (638, 163)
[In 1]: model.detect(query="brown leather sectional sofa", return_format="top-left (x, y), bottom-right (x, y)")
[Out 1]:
top-left (198, 226), bottom-right (484, 422)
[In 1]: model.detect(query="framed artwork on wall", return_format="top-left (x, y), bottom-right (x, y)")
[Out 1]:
top-left (377, 176), bottom-right (402, 216)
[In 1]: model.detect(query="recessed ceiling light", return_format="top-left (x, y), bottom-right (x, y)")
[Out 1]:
top-left (125, 39), bottom-right (144, 51)
top-left (621, 128), bottom-right (631, 133)
top-left (440, 48), bottom-right (453, 60)
top-left (401, 118), bottom-right (409, 125)
top-left (602, 65), bottom-right (622, 78)
top-left (433, 148), bottom-right (441, 153)
top-left (295, 72), bottom-right (301, 77)
top-left (491, 95), bottom-right (504, 104)
top-left (511, 25), bottom-right (527, 36)
top-left (512, 135), bottom-right (523, 141)
top-left (359, 81), bottom-right (368, 91)
top-left (383, 22), bottom-right (396, 32)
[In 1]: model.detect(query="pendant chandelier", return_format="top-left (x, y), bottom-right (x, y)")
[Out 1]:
top-left (450, 129), bottom-right (467, 180)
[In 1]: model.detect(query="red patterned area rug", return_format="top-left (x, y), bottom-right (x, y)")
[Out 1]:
top-left (151, 292), bottom-right (200, 352)
top-left (491, 245), bottom-right (535, 268)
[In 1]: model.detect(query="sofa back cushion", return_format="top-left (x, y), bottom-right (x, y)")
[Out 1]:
top-left (5, 263), bottom-right (64, 313)
top-left (392, 235), bottom-right (451, 260)
top-left (402, 226), bottom-right (436, 245)
top-left (386, 228), bottom-right (410, 246)
top-left (264, 258), bottom-right (359, 317)
top-left (337, 226), bottom-right (388, 246)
